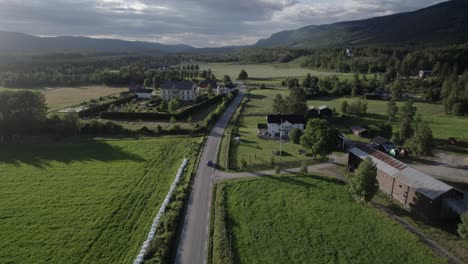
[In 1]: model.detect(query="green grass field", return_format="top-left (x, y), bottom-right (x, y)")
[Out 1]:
top-left (198, 62), bottom-right (351, 79)
top-left (0, 137), bottom-right (200, 264)
top-left (213, 175), bottom-right (445, 264)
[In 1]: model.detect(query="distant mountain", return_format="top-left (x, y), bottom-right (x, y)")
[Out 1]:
top-left (256, 0), bottom-right (468, 48)
top-left (0, 31), bottom-right (195, 53)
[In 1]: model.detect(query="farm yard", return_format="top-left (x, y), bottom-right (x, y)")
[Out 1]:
top-left (0, 137), bottom-right (200, 264)
top-left (212, 175), bottom-right (446, 264)
top-left (230, 88), bottom-right (468, 170)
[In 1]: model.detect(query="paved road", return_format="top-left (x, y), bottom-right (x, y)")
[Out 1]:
top-left (175, 85), bottom-right (244, 264)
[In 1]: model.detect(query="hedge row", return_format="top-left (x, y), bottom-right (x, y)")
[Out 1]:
top-left (78, 95), bottom-right (136, 117)
top-left (100, 92), bottom-right (229, 121)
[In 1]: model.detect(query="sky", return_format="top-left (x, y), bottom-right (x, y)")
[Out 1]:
top-left (0, 0), bottom-right (447, 47)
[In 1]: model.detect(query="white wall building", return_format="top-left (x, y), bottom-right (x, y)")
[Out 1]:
top-left (161, 80), bottom-right (198, 101)
top-left (216, 86), bottom-right (231, 94)
top-left (262, 115), bottom-right (306, 138)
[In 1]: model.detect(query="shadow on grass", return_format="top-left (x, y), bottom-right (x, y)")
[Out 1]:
top-left (0, 140), bottom-right (145, 168)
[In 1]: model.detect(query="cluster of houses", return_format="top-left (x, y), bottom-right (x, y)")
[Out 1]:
top-left (127, 79), bottom-right (234, 101)
top-left (256, 105), bottom-right (333, 139)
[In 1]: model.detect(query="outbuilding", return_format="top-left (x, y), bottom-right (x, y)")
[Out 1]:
top-left (319, 105), bottom-right (333, 117)
top-left (348, 144), bottom-right (464, 220)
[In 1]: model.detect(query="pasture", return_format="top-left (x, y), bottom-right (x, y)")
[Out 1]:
top-left (213, 175), bottom-right (445, 264)
top-left (0, 137), bottom-right (200, 264)
top-left (198, 62), bottom-right (348, 79)
top-left (42, 86), bottom-right (127, 111)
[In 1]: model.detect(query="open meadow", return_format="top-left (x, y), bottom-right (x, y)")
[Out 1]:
top-left (212, 175), bottom-right (446, 264)
top-left (0, 137), bottom-right (200, 264)
top-left (198, 62), bottom-right (353, 80)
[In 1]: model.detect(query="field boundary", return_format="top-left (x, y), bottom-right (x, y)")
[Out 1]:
top-left (134, 158), bottom-right (189, 264)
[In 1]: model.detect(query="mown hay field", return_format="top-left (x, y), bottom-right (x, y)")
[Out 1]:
top-left (0, 137), bottom-right (200, 264)
top-left (42, 86), bottom-right (127, 111)
top-left (213, 175), bottom-right (446, 264)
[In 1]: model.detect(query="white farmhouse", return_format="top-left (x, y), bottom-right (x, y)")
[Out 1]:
top-left (161, 80), bottom-right (198, 101)
top-left (258, 115), bottom-right (306, 138)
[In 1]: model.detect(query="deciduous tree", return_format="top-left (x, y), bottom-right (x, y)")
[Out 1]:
top-left (300, 119), bottom-right (337, 158)
top-left (348, 157), bottom-right (379, 203)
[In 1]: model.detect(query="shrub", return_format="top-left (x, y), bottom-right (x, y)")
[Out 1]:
top-left (451, 102), bottom-right (465, 116)
top-left (289, 128), bottom-right (303, 144)
top-left (275, 165), bottom-right (281, 175)
top-left (458, 213), bottom-right (468, 240)
top-left (300, 161), bottom-right (308, 174)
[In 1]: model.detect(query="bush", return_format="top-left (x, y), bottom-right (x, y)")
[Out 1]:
top-left (275, 165), bottom-right (281, 175)
top-left (300, 161), bottom-right (308, 174)
top-left (290, 128), bottom-right (303, 144)
top-left (451, 102), bottom-right (465, 116)
top-left (458, 213), bottom-right (468, 240)
top-left (240, 159), bottom-right (248, 169)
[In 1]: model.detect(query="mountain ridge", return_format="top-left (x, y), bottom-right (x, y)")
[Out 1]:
top-left (255, 0), bottom-right (468, 48)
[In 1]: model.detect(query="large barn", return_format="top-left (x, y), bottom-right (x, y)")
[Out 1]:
top-left (348, 144), bottom-right (465, 220)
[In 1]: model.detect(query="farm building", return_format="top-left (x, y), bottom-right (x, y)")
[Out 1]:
top-left (307, 107), bottom-right (319, 118)
top-left (129, 84), bottom-right (153, 99)
top-left (351, 126), bottom-right (369, 137)
top-left (419, 70), bottom-right (432, 79)
top-left (257, 123), bottom-right (268, 137)
top-left (216, 86), bottom-right (231, 94)
top-left (370, 136), bottom-right (397, 155)
top-left (198, 80), bottom-right (217, 89)
top-left (319, 105), bottom-right (333, 117)
top-left (258, 115), bottom-right (306, 138)
top-left (348, 144), bottom-right (465, 220)
top-left (161, 80), bottom-right (198, 101)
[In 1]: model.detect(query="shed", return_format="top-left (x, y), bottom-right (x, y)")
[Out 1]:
top-left (350, 126), bottom-right (369, 137)
top-left (348, 145), bottom-right (464, 219)
top-left (308, 106), bottom-right (319, 118)
top-left (370, 136), bottom-right (396, 154)
top-left (319, 105), bottom-right (333, 117)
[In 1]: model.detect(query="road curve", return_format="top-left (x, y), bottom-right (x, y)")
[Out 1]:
top-left (175, 85), bottom-right (244, 264)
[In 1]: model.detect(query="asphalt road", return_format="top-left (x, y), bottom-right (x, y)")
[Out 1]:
top-left (175, 85), bottom-right (244, 264)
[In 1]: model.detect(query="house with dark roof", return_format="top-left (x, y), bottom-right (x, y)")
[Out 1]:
top-left (348, 144), bottom-right (465, 219)
top-left (129, 84), bottom-right (154, 99)
top-left (308, 106), bottom-right (319, 118)
top-left (350, 126), bottom-right (369, 137)
top-left (262, 115), bottom-right (306, 138)
top-left (161, 80), bottom-right (198, 101)
top-left (198, 80), bottom-right (217, 89)
top-left (319, 105), bottom-right (333, 117)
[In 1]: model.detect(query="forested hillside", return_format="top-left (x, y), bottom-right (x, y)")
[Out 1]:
top-left (256, 0), bottom-right (468, 48)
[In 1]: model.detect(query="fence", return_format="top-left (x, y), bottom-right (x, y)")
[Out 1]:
top-left (133, 158), bottom-right (189, 264)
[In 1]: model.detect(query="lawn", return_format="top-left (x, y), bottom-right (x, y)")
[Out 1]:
top-left (212, 175), bottom-right (446, 264)
top-left (0, 137), bottom-right (200, 264)
top-left (305, 96), bottom-right (468, 143)
top-left (232, 115), bottom-right (310, 169)
top-left (42, 86), bottom-right (127, 111)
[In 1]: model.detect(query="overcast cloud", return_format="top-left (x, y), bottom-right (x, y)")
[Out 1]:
top-left (0, 0), bottom-right (447, 47)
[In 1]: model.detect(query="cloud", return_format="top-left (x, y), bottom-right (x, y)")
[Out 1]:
top-left (0, 0), bottom-right (447, 47)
